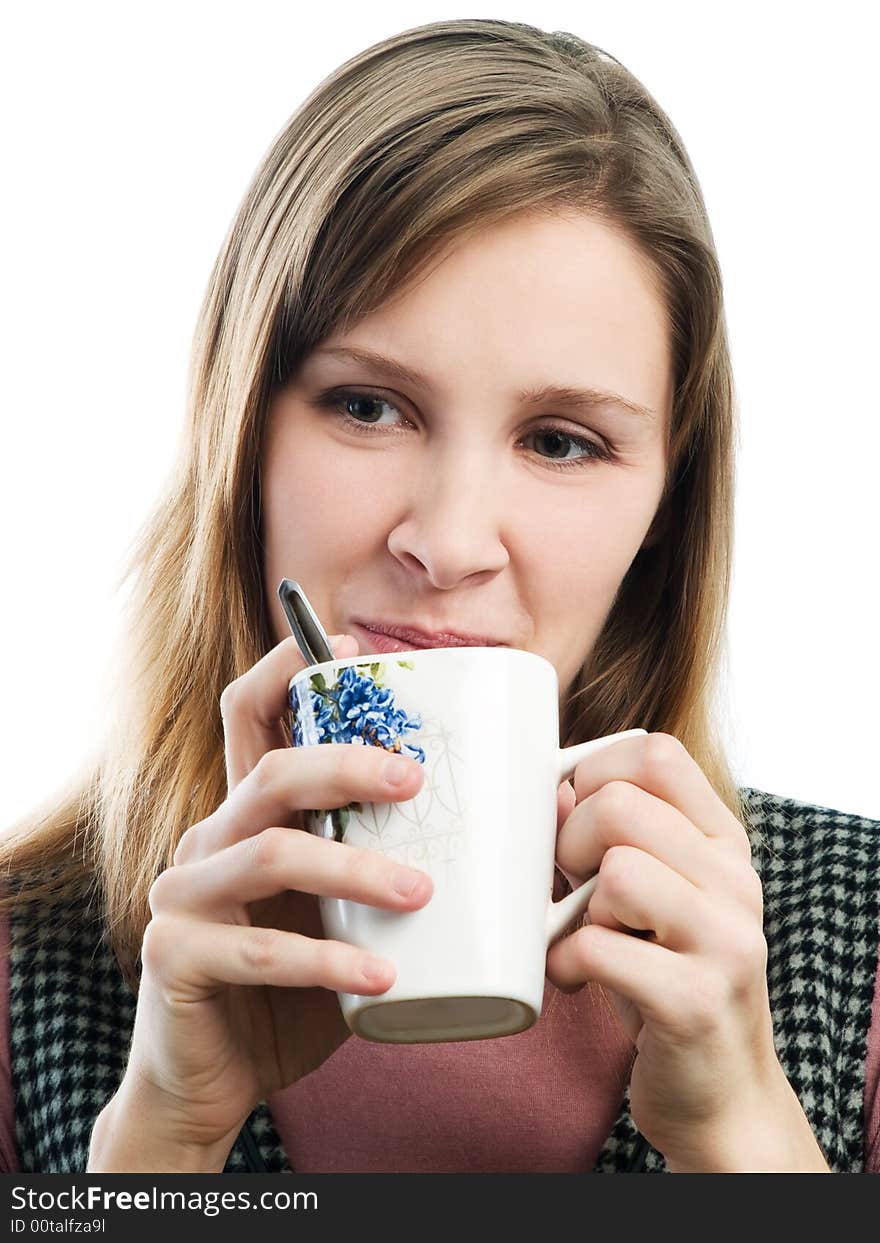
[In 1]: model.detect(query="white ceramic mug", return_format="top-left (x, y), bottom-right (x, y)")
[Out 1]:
top-left (289, 645), bottom-right (645, 1044)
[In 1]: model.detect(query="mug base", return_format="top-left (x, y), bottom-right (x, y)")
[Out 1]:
top-left (349, 995), bottom-right (536, 1043)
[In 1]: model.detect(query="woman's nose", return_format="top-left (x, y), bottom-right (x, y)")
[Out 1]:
top-left (385, 452), bottom-right (510, 588)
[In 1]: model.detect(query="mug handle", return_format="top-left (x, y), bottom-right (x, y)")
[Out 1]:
top-left (544, 729), bottom-right (647, 946)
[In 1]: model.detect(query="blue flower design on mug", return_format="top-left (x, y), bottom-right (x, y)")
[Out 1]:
top-left (290, 660), bottom-right (426, 841)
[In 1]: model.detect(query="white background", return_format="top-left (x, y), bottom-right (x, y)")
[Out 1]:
top-left (1, 1), bottom-right (877, 830)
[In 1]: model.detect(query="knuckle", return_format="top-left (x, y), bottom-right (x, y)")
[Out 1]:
top-left (147, 869), bottom-right (178, 916)
top-left (240, 925), bottom-right (282, 972)
top-left (325, 939), bottom-right (356, 981)
top-left (570, 926), bottom-right (598, 977)
top-left (717, 845), bottom-right (764, 915)
top-left (335, 842), bottom-right (364, 887)
top-left (725, 924), bottom-right (768, 987)
top-left (308, 937), bottom-right (355, 988)
top-left (599, 844), bottom-right (639, 893)
top-left (248, 825), bottom-right (289, 874)
top-left (725, 819), bottom-right (755, 863)
top-left (140, 915), bottom-right (179, 978)
top-left (737, 862), bottom-right (765, 914)
top-left (639, 732), bottom-right (685, 785)
top-left (251, 747), bottom-right (287, 794)
top-left (734, 826), bottom-right (755, 863)
top-left (321, 840), bottom-right (369, 896)
top-left (219, 679), bottom-right (242, 719)
top-left (593, 780), bottom-right (639, 828)
top-left (330, 741), bottom-right (352, 782)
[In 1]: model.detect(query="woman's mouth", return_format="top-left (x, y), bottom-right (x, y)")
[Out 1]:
top-left (350, 620), bottom-right (507, 652)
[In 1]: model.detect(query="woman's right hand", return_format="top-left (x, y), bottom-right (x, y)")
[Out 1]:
top-left (91, 632), bottom-right (432, 1169)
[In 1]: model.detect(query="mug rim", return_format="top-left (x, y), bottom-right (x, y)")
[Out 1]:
top-left (287, 643), bottom-right (557, 690)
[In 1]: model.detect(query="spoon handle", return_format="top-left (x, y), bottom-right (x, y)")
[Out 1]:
top-left (278, 579), bottom-right (347, 841)
top-left (277, 579), bottom-right (334, 665)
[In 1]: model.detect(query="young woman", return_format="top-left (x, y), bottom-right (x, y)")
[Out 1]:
top-left (2, 18), bottom-right (877, 1174)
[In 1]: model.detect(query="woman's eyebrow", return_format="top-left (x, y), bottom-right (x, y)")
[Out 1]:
top-left (310, 345), bottom-right (656, 422)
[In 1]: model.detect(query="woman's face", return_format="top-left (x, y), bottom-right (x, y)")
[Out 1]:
top-left (261, 210), bottom-right (672, 700)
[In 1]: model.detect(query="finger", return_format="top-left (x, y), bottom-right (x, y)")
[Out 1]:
top-left (220, 632), bottom-right (360, 791)
top-left (174, 741), bottom-right (424, 864)
top-left (570, 732), bottom-right (750, 853)
top-left (554, 778), bottom-right (580, 897)
top-left (556, 781), bottom-right (762, 912)
top-left (556, 778), bottom-right (576, 834)
top-left (545, 921), bottom-right (684, 1029)
top-left (584, 845), bottom-right (705, 952)
top-left (141, 913), bottom-right (400, 1003)
top-left (156, 825), bottom-right (434, 919)
top-left (558, 781), bottom-right (711, 887)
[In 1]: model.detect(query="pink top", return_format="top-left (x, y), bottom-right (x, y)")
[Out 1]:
top-left (1, 903), bottom-right (879, 1172)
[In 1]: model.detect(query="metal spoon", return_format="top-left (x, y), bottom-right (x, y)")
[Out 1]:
top-left (278, 578), bottom-right (347, 841)
top-left (277, 578), bottom-right (334, 666)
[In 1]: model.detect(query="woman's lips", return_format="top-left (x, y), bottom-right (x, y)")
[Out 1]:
top-left (349, 622), bottom-right (500, 653)
top-left (350, 624), bottom-right (429, 654)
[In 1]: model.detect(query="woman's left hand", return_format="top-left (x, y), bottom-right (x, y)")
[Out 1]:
top-left (546, 731), bottom-right (815, 1170)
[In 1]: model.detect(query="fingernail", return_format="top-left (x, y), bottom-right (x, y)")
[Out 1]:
top-left (362, 955), bottom-right (393, 983)
top-left (384, 757), bottom-right (411, 786)
top-left (392, 868), bottom-right (422, 897)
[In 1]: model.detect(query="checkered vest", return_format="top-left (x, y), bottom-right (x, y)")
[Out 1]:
top-left (7, 787), bottom-right (880, 1173)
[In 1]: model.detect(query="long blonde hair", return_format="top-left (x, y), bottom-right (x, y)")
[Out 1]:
top-left (2, 18), bottom-right (747, 991)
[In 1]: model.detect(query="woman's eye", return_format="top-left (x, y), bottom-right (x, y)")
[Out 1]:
top-left (335, 392), bottom-right (399, 426)
top-left (311, 388), bottom-right (616, 471)
top-left (526, 427), bottom-right (613, 469)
